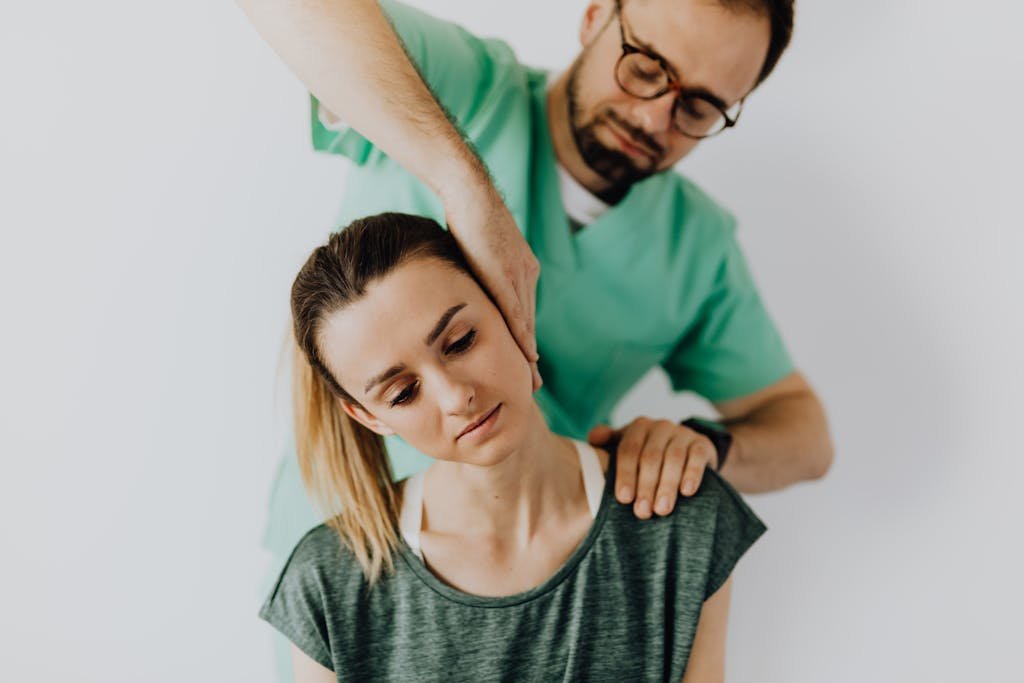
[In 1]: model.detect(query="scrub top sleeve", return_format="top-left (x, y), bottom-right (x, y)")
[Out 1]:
top-left (660, 230), bottom-right (795, 403)
top-left (258, 533), bottom-right (334, 672)
top-left (701, 471), bottom-right (767, 600)
top-left (311, 0), bottom-right (504, 165)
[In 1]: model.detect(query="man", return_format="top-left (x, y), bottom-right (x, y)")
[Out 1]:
top-left (244, 0), bottom-right (831, 575)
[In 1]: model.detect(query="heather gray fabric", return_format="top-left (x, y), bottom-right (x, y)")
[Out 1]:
top-left (259, 465), bottom-right (765, 682)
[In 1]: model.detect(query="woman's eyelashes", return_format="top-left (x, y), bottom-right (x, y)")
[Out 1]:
top-left (444, 329), bottom-right (476, 355)
top-left (389, 380), bottom-right (419, 407)
top-left (387, 329), bottom-right (478, 407)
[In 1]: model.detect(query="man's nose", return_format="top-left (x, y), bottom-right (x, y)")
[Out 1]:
top-left (629, 91), bottom-right (676, 135)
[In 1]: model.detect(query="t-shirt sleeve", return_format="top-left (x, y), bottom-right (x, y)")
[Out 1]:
top-left (702, 471), bottom-right (767, 600)
top-left (259, 530), bottom-right (335, 671)
top-left (311, 0), bottom-right (508, 165)
top-left (660, 221), bottom-right (795, 403)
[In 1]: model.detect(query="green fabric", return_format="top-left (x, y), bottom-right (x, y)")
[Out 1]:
top-left (264, 0), bottom-right (792, 558)
top-left (260, 465), bottom-right (766, 681)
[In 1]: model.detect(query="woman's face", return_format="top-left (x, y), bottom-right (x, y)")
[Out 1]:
top-left (318, 257), bottom-right (535, 466)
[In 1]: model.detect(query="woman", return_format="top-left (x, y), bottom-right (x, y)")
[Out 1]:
top-left (261, 213), bottom-right (766, 681)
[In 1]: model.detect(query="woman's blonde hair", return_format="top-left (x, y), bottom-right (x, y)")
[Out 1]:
top-left (290, 213), bottom-right (475, 583)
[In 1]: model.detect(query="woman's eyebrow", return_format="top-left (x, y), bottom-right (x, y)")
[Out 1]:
top-left (362, 303), bottom-right (468, 395)
top-left (364, 364), bottom-right (406, 395)
top-left (424, 303), bottom-right (467, 346)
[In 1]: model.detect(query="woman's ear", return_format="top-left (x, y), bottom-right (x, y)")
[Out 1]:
top-left (340, 399), bottom-right (396, 436)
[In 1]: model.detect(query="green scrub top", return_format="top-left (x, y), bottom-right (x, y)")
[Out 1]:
top-left (264, 0), bottom-right (792, 559)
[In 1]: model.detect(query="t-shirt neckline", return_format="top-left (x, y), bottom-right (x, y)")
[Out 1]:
top-left (396, 450), bottom-right (617, 608)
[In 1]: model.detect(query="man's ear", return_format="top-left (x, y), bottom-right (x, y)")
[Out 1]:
top-left (339, 399), bottom-right (396, 437)
top-left (580, 0), bottom-right (614, 46)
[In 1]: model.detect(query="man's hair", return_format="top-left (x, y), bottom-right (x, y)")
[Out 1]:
top-left (718, 0), bottom-right (795, 85)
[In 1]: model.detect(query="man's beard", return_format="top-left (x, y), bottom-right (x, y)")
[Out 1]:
top-left (566, 60), bottom-right (665, 202)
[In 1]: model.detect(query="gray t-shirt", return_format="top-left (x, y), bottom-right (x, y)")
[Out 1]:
top-left (259, 466), bottom-right (765, 681)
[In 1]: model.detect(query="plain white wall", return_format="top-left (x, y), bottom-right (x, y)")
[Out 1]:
top-left (1, 1), bottom-right (1021, 681)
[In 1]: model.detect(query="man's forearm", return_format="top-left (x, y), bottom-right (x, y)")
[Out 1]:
top-left (236, 0), bottom-right (488, 197)
top-left (718, 389), bottom-right (834, 494)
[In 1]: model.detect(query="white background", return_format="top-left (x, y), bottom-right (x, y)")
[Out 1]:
top-left (2, 1), bottom-right (1021, 681)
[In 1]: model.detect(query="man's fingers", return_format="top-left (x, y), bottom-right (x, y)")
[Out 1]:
top-left (509, 256), bottom-right (540, 361)
top-left (519, 257), bottom-right (540, 357)
top-left (614, 423), bottom-right (648, 506)
top-left (530, 362), bottom-right (543, 391)
top-left (681, 437), bottom-right (714, 497)
top-left (502, 292), bottom-right (538, 364)
top-left (444, 198), bottom-right (538, 363)
top-left (632, 421), bottom-right (674, 519)
top-left (653, 437), bottom-right (688, 516)
top-left (587, 424), bottom-right (615, 445)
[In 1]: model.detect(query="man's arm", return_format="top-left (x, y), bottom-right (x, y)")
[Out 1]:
top-left (236, 0), bottom-right (476, 199)
top-left (590, 370), bottom-right (831, 513)
top-left (714, 370), bottom-right (833, 493)
top-left (235, 0), bottom-right (541, 386)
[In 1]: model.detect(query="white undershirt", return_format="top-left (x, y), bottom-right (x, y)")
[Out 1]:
top-left (546, 73), bottom-right (611, 228)
top-left (556, 164), bottom-right (611, 228)
top-left (399, 440), bottom-right (606, 562)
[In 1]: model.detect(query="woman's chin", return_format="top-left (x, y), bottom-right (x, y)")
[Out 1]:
top-left (448, 418), bottom-right (531, 468)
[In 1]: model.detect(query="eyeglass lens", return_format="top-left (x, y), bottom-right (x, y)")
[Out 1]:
top-left (616, 52), bottom-right (727, 137)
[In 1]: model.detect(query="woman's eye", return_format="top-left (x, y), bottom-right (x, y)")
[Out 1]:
top-left (389, 381), bottom-right (418, 407)
top-left (444, 330), bottom-right (476, 355)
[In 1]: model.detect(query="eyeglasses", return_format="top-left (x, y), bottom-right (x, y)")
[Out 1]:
top-left (613, 2), bottom-right (743, 139)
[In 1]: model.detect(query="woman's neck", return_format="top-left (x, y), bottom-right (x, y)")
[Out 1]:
top-left (421, 408), bottom-right (587, 546)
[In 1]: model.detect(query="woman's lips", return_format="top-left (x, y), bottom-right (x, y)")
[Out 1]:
top-left (457, 404), bottom-right (502, 442)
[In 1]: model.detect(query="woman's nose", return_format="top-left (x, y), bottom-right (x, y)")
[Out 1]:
top-left (435, 370), bottom-right (475, 415)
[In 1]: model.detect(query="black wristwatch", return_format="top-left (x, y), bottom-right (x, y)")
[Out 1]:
top-left (681, 418), bottom-right (732, 472)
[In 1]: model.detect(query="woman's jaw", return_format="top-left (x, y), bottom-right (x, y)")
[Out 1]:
top-left (448, 398), bottom-right (561, 470)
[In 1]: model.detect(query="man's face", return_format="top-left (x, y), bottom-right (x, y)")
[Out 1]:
top-left (567, 0), bottom-right (771, 191)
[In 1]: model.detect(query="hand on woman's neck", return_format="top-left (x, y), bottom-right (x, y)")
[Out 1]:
top-left (422, 407), bottom-right (588, 546)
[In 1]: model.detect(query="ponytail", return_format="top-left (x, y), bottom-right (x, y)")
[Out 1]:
top-left (288, 213), bottom-right (472, 583)
top-left (291, 339), bottom-right (403, 583)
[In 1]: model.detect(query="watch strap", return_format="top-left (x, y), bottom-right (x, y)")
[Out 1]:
top-left (681, 417), bottom-right (732, 472)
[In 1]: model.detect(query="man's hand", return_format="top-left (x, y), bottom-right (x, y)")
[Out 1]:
top-left (588, 418), bottom-right (718, 519)
top-left (444, 183), bottom-right (542, 390)
top-left (235, 0), bottom-right (542, 394)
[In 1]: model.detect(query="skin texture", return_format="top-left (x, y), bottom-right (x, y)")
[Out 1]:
top-left (681, 577), bottom-right (732, 682)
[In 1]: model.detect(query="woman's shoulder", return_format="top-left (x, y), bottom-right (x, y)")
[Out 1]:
top-left (266, 524), bottom-right (369, 602)
top-left (259, 524), bottom-right (362, 672)
top-left (289, 523), bottom-right (347, 561)
top-left (594, 441), bottom-right (760, 531)
top-left (602, 465), bottom-right (767, 600)
top-left (690, 468), bottom-right (760, 516)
